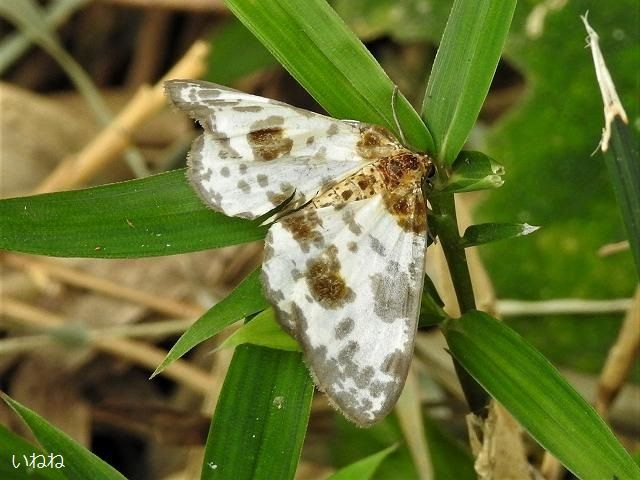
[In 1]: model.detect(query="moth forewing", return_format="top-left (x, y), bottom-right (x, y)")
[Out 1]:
top-left (165, 79), bottom-right (369, 219)
top-left (165, 79), bottom-right (432, 426)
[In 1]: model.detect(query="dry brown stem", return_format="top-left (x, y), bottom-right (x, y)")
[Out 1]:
top-left (4, 254), bottom-right (204, 318)
top-left (0, 296), bottom-right (213, 395)
top-left (596, 286), bottom-right (640, 415)
top-left (35, 40), bottom-right (209, 193)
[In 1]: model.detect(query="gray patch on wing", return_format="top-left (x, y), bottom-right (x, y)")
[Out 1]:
top-left (334, 318), bottom-right (355, 340)
top-left (220, 166), bottom-right (230, 177)
top-left (342, 209), bottom-right (362, 235)
top-left (381, 349), bottom-right (407, 378)
top-left (370, 265), bottom-right (416, 322)
top-left (232, 105), bottom-right (263, 112)
top-left (237, 180), bottom-right (251, 193)
top-left (369, 236), bottom-right (386, 256)
top-left (306, 136), bottom-right (315, 146)
top-left (315, 146), bottom-right (327, 160)
top-left (250, 115), bottom-right (285, 130)
top-left (214, 135), bottom-right (241, 159)
top-left (347, 241), bottom-right (359, 252)
top-left (369, 380), bottom-right (394, 398)
top-left (239, 163), bottom-right (248, 174)
top-left (186, 135), bottom-right (225, 212)
top-left (299, 334), bottom-right (391, 425)
top-left (257, 174), bottom-right (269, 187)
top-left (327, 123), bottom-right (339, 136)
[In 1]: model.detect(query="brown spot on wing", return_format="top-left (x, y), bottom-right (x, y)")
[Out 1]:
top-left (383, 191), bottom-right (427, 233)
top-left (280, 210), bottom-right (324, 252)
top-left (305, 245), bottom-right (354, 308)
top-left (248, 126), bottom-right (293, 161)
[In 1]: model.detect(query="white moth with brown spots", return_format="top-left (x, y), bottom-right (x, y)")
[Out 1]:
top-left (166, 79), bottom-right (433, 426)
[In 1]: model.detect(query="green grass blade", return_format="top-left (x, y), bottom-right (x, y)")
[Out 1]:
top-left (436, 151), bottom-right (505, 193)
top-left (152, 268), bottom-right (267, 377)
top-left (604, 116), bottom-right (640, 276)
top-left (1, 394), bottom-right (126, 480)
top-left (201, 345), bottom-right (313, 480)
top-left (224, 0), bottom-right (433, 152)
top-left (218, 308), bottom-right (300, 352)
top-left (0, 424), bottom-right (66, 480)
top-left (328, 444), bottom-right (398, 480)
top-left (443, 311), bottom-right (640, 480)
top-left (422, 0), bottom-right (516, 165)
top-left (0, 169), bottom-right (267, 258)
top-left (460, 222), bottom-right (540, 248)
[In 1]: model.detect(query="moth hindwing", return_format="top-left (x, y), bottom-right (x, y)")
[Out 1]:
top-left (166, 79), bottom-right (432, 426)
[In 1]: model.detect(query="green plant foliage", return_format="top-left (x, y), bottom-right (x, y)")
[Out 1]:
top-left (601, 115), bottom-right (640, 275)
top-left (437, 151), bottom-right (505, 193)
top-left (422, 0), bottom-right (517, 165)
top-left (476, 0), bottom-right (639, 376)
top-left (460, 222), bottom-right (540, 248)
top-left (217, 308), bottom-right (300, 352)
top-left (153, 268), bottom-right (267, 377)
top-left (0, 425), bottom-right (66, 480)
top-left (328, 444), bottom-right (398, 480)
top-left (444, 311), bottom-right (640, 479)
top-left (207, 18), bottom-right (277, 85)
top-left (333, 0), bottom-right (436, 42)
top-left (423, 416), bottom-right (476, 480)
top-left (201, 345), bottom-right (313, 480)
top-left (0, 169), bottom-right (267, 258)
top-left (1, 394), bottom-right (126, 480)
top-left (332, 413), bottom-right (475, 480)
top-left (224, 0), bottom-right (434, 153)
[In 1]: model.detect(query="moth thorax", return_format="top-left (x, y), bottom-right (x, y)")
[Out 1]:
top-left (378, 152), bottom-right (428, 188)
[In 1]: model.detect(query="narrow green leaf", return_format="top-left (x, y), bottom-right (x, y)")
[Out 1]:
top-left (436, 151), bottom-right (505, 193)
top-left (328, 444), bottom-right (398, 480)
top-left (224, 0), bottom-right (433, 152)
top-left (201, 345), bottom-right (313, 480)
top-left (603, 117), bottom-right (640, 277)
top-left (0, 169), bottom-right (268, 258)
top-left (460, 222), bottom-right (540, 248)
top-left (422, 0), bottom-right (516, 165)
top-left (0, 424), bottom-right (66, 480)
top-left (582, 16), bottom-right (640, 277)
top-left (443, 311), bottom-right (640, 480)
top-left (152, 268), bottom-right (267, 377)
top-left (1, 394), bottom-right (126, 480)
top-left (218, 308), bottom-right (300, 352)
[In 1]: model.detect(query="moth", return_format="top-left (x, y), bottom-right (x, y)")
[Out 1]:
top-left (166, 79), bottom-right (433, 426)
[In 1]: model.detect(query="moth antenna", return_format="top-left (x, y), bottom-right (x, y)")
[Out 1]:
top-left (391, 85), bottom-right (407, 146)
